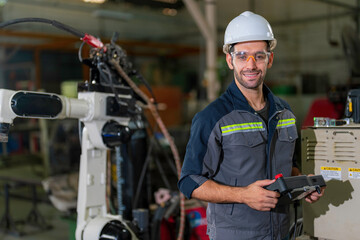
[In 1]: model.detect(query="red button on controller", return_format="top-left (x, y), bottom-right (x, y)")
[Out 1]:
top-left (275, 173), bottom-right (283, 179)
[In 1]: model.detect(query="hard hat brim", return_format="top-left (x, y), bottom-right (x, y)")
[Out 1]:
top-left (223, 39), bottom-right (277, 54)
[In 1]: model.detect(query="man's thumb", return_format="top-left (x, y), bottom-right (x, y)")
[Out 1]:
top-left (255, 179), bottom-right (276, 187)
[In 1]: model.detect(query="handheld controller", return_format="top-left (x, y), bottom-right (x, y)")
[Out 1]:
top-left (265, 174), bottom-right (326, 205)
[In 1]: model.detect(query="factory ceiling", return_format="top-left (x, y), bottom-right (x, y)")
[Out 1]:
top-left (0, 0), bottom-right (359, 56)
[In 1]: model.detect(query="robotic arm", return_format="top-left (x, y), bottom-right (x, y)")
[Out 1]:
top-left (0, 87), bottom-right (135, 148)
top-left (0, 87), bottom-right (140, 239)
top-left (0, 19), bottom-right (146, 239)
top-left (0, 90), bottom-right (88, 141)
top-left (0, 17), bottom-right (185, 240)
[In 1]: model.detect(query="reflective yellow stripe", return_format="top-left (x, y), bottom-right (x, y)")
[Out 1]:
top-left (221, 122), bottom-right (263, 130)
top-left (276, 118), bottom-right (296, 128)
top-left (221, 122), bottom-right (264, 135)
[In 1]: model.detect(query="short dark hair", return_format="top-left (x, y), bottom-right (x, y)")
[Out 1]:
top-left (229, 40), bottom-right (271, 53)
top-left (229, 44), bottom-right (235, 54)
top-left (266, 41), bottom-right (271, 52)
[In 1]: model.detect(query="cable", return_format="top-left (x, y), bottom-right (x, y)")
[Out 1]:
top-left (134, 72), bottom-right (158, 105)
top-left (293, 201), bottom-right (299, 240)
top-left (0, 17), bottom-right (104, 49)
top-left (1, 16), bottom-right (182, 238)
top-left (110, 58), bottom-right (186, 240)
top-left (133, 135), bottom-right (156, 209)
top-left (97, 62), bottom-right (112, 85)
top-left (0, 18), bottom-right (84, 37)
top-left (97, 62), bottom-right (128, 107)
top-left (78, 41), bottom-right (86, 63)
top-left (146, 120), bottom-right (177, 176)
top-left (132, 114), bottom-right (177, 210)
top-left (153, 152), bottom-right (172, 190)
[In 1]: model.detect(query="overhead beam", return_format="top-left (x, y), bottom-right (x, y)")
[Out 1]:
top-left (183, 0), bottom-right (212, 42)
top-left (0, 30), bottom-right (200, 58)
top-left (183, 0), bottom-right (219, 101)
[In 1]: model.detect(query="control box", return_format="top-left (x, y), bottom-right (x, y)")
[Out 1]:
top-left (302, 126), bottom-right (360, 240)
top-left (265, 174), bottom-right (326, 205)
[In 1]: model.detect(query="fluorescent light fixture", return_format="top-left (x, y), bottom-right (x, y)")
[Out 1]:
top-left (83, 0), bottom-right (106, 4)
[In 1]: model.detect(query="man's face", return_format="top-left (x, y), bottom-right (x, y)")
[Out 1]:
top-left (226, 41), bottom-right (274, 91)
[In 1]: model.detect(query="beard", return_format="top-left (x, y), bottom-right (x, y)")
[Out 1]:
top-left (234, 69), bottom-right (265, 90)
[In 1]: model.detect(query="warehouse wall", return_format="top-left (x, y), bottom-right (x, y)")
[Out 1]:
top-left (1, 0), bottom-right (359, 117)
top-left (271, 16), bottom-right (352, 91)
top-left (2, 1), bottom-right (356, 88)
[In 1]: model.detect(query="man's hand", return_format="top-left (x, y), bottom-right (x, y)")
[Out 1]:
top-left (242, 179), bottom-right (280, 211)
top-left (305, 186), bottom-right (325, 203)
top-left (292, 171), bottom-right (326, 204)
top-left (304, 174), bottom-right (325, 203)
top-left (191, 179), bottom-right (280, 211)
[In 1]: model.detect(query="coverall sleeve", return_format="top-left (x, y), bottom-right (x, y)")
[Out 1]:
top-left (177, 112), bottom-right (222, 199)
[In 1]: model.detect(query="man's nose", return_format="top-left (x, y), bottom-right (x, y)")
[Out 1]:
top-left (246, 55), bottom-right (256, 62)
top-left (245, 55), bottom-right (257, 68)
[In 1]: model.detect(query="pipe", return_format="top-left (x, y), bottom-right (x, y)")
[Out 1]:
top-left (205, 0), bottom-right (219, 101)
top-left (183, 0), bottom-right (212, 42)
top-left (109, 58), bottom-right (186, 240)
top-left (183, 0), bottom-right (219, 101)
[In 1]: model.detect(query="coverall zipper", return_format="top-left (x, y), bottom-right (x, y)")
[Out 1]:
top-left (268, 110), bottom-right (283, 240)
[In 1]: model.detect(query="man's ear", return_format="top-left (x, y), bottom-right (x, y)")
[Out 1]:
top-left (267, 52), bottom-right (274, 69)
top-left (226, 53), bottom-right (234, 70)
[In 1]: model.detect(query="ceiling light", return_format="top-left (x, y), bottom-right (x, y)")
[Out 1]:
top-left (162, 8), bottom-right (177, 16)
top-left (83, 0), bottom-right (106, 4)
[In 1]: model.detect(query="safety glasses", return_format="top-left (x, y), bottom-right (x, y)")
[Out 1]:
top-left (230, 51), bottom-right (270, 64)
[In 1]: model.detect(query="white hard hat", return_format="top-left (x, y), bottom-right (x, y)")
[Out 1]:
top-left (223, 11), bottom-right (277, 54)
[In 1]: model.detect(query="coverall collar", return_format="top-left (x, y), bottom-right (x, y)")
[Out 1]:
top-left (227, 80), bottom-right (285, 115)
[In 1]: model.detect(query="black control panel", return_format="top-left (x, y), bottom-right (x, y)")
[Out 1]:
top-left (265, 174), bottom-right (326, 205)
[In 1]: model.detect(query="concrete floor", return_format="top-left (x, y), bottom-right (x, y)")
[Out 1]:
top-left (0, 164), bottom-right (72, 240)
top-left (0, 158), bottom-right (306, 240)
top-left (0, 198), bottom-right (71, 240)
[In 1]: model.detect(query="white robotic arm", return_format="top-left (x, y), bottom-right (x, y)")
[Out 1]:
top-left (0, 89), bottom-right (88, 141)
top-left (0, 88), bottom-right (140, 240)
top-left (0, 18), bottom-right (165, 240)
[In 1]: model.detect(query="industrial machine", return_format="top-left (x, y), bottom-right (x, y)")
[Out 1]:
top-left (297, 24), bottom-right (360, 239)
top-left (302, 117), bottom-right (360, 239)
top-left (0, 80), bottom-right (144, 240)
top-left (0, 18), bottom-right (185, 240)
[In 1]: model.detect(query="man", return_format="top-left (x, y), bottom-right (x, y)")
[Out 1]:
top-left (178, 11), bottom-right (324, 240)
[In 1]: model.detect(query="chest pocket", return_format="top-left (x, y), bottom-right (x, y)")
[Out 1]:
top-left (276, 118), bottom-right (298, 142)
top-left (221, 121), bottom-right (266, 147)
top-left (274, 117), bottom-right (298, 177)
top-left (223, 131), bottom-right (265, 147)
top-left (221, 122), bottom-right (267, 174)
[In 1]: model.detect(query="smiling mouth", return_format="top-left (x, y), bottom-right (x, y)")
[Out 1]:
top-left (242, 71), bottom-right (260, 79)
